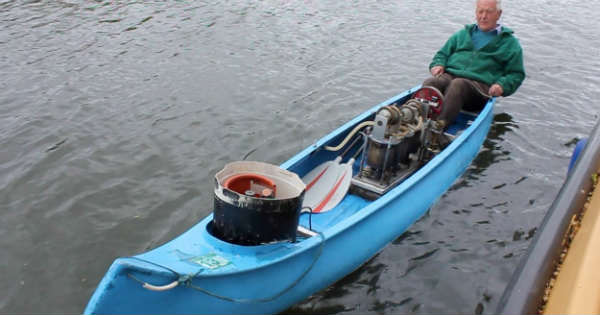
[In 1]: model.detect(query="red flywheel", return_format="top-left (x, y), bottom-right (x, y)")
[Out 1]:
top-left (412, 86), bottom-right (445, 118)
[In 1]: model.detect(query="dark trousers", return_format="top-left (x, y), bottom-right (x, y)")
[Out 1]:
top-left (422, 73), bottom-right (490, 124)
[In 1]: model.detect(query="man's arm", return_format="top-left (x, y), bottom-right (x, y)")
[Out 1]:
top-left (495, 45), bottom-right (525, 96)
top-left (429, 32), bottom-right (459, 71)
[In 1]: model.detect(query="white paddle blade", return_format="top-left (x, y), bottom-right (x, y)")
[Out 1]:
top-left (302, 156), bottom-right (342, 189)
top-left (312, 158), bottom-right (354, 213)
top-left (302, 157), bottom-right (342, 210)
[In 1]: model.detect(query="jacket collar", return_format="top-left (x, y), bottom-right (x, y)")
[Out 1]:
top-left (474, 23), bottom-right (502, 34)
top-left (466, 23), bottom-right (513, 36)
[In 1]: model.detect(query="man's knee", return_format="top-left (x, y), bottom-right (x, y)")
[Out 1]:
top-left (423, 74), bottom-right (451, 92)
top-left (423, 77), bottom-right (440, 88)
top-left (448, 78), bottom-right (472, 91)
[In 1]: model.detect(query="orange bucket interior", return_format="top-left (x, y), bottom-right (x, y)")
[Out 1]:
top-left (223, 173), bottom-right (277, 198)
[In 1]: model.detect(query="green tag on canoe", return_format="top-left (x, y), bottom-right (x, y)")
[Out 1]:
top-left (189, 253), bottom-right (230, 269)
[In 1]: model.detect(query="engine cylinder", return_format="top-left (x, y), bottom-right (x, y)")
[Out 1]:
top-left (366, 132), bottom-right (420, 171)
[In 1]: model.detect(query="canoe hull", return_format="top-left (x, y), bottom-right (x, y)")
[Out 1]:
top-left (85, 88), bottom-right (494, 314)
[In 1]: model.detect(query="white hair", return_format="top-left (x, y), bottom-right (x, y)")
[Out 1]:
top-left (476, 0), bottom-right (502, 10)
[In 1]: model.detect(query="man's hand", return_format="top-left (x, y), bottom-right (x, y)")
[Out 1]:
top-left (489, 84), bottom-right (503, 97)
top-left (430, 66), bottom-right (445, 76)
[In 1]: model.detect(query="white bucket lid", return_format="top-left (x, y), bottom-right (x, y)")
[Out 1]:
top-left (215, 161), bottom-right (305, 199)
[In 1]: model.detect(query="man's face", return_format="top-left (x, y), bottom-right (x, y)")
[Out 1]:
top-left (476, 0), bottom-right (502, 32)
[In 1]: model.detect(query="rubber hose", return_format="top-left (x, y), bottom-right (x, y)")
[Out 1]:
top-left (324, 120), bottom-right (375, 151)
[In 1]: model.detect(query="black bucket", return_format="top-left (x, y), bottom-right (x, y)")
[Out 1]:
top-left (212, 161), bottom-right (306, 245)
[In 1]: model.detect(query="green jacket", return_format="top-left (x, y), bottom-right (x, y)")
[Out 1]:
top-left (429, 24), bottom-right (525, 96)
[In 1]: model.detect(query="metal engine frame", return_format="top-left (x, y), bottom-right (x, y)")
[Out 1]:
top-left (350, 86), bottom-right (446, 200)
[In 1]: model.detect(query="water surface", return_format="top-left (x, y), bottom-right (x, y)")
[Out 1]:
top-left (1, 0), bottom-right (599, 313)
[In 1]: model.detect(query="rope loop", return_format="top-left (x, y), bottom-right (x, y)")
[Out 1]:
top-left (178, 274), bottom-right (193, 287)
top-left (125, 231), bottom-right (326, 303)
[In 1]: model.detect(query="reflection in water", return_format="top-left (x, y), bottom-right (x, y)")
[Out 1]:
top-left (371, 297), bottom-right (413, 313)
top-left (285, 304), bottom-right (349, 315)
top-left (286, 255), bottom-right (384, 314)
top-left (450, 112), bottom-right (518, 191)
top-left (392, 229), bottom-right (423, 245)
top-left (563, 136), bottom-right (581, 147)
top-left (470, 112), bottom-right (517, 176)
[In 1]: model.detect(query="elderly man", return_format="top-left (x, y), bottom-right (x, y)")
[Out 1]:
top-left (423, 0), bottom-right (525, 128)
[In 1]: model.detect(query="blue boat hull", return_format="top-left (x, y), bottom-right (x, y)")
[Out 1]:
top-left (85, 87), bottom-right (495, 314)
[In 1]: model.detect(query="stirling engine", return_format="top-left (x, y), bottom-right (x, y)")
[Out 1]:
top-left (350, 86), bottom-right (445, 199)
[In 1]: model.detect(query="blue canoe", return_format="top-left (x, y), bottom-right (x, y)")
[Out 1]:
top-left (85, 87), bottom-right (495, 314)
